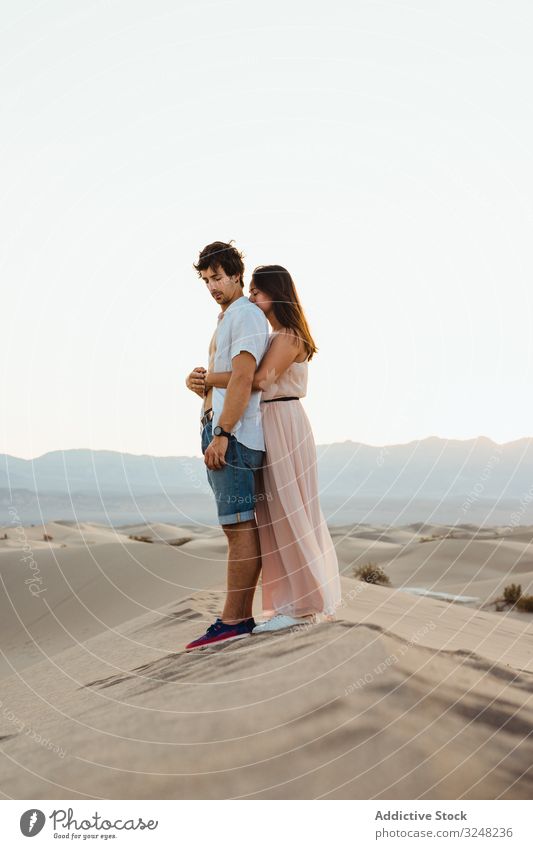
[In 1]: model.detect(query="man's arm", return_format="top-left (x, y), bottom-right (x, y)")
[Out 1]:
top-left (203, 351), bottom-right (255, 470)
top-left (217, 351), bottom-right (256, 432)
top-left (204, 305), bottom-right (268, 470)
top-left (205, 332), bottom-right (304, 393)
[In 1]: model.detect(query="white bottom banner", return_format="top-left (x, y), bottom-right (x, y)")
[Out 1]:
top-left (1, 799), bottom-right (531, 848)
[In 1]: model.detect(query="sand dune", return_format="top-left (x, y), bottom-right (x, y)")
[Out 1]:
top-left (116, 521), bottom-right (215, 542)
top-left (0, 535), bottom-right (226, 681)
top-left (0, 581), bottom-right (532, 799)
top-left (333, 526), bottom-right (533, 608)
top-left (1, 521), bottom-right (532, 799)
top-left (0, 521), bottom-right (124, 551)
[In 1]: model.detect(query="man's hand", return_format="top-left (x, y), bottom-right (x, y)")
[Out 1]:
top-left (204, 435), bottom-right (229, 470)
top-left (185, 367), bottom-right (206, 398)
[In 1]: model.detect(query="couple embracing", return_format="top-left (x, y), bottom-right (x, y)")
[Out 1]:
top-left (184, 240), bottom-right (341, 651)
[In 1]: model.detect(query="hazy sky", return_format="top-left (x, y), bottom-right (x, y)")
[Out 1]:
top-left (2, 0), bottom-right (532, 459)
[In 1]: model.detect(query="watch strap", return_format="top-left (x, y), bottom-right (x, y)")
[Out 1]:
top-left (214, 425), bottom-right (232, 439)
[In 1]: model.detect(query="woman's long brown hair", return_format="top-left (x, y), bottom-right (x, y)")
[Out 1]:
top-left (251, 265), bottom-right (318, 361)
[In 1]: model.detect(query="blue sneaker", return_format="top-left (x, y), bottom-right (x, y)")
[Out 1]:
top-left (185, 617), bottom-right (255, 651)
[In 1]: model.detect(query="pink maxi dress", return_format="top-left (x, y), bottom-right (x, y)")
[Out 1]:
top-left (255, 333), bottom-right (342, 618)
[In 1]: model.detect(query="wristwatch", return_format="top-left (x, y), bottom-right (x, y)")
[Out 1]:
top-left (213, 425), bottom-right (232, 439)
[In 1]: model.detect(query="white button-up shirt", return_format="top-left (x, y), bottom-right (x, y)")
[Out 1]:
top-left (210, 296), bottom-right (270, 451)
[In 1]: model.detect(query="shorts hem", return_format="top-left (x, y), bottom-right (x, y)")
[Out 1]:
top-left (219, 509), bottom-right (256, 526)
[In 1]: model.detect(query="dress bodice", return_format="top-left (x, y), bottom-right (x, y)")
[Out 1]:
top-left (260, 331), bottom-right (308, 401)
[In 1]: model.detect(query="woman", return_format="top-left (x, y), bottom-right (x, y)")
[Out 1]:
top-left (203, 265), bottom-right (342, 632)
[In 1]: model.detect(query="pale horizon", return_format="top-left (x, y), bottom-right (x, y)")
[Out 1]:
top-left (2, 1), bottom-right (532, 460)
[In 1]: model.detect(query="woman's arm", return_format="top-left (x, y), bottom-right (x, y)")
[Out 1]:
top-left (206, 331), bottom-right (305, 392)
top-left (205, 371), bottom-right (232, 390)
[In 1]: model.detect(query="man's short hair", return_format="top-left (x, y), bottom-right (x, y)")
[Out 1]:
top-left (193, 240), bottom-right (245, 287)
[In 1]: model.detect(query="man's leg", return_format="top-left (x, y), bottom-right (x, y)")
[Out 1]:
top-left (184, 423), bottom-right (264, 650)
top-left (221, 518), bottom-right (261, 623)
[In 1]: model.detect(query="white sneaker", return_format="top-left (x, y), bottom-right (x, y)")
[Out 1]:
top-left (252, 614), bottom-right (314, 634)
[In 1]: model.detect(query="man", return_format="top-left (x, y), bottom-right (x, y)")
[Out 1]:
top-left (184, 240), bottom-right (269, 650)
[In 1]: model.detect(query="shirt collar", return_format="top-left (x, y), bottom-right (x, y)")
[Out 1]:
top-left (222, 295), bottom-right (248, 316)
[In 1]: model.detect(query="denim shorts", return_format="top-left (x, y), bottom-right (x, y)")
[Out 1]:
top-left (201, 419), bottom-right (265, 525)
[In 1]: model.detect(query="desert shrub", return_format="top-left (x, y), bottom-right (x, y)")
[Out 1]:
top-left (353, 561), bottom-right (391, 586)
top-left (43, 533), bottom-right (53, 541)
top-left (503, 583), bottom-right (522, 605)
top-left (128, 534), bottom-right (153, 543)
top-left (516, 594), bottom-right (533, 613)
top-left (490, 583), bottom-right (533, 614)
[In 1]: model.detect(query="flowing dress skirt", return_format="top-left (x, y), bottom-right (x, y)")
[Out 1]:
top-left (255, 399), bottom-right (342, 618)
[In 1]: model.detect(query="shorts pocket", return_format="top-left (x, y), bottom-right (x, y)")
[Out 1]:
top-left (243, 446), bottom-right (265, 472)
top-left (201, 423), bottom-right (211, 455)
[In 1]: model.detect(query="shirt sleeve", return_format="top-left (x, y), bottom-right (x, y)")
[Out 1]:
top-left (229, 305), bottom-right (268, 366)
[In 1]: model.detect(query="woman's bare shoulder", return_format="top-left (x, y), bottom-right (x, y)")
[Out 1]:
top-left (272, 327), bottom-right (303, 345)
top-left (269, 328), bottom-right (307, 361)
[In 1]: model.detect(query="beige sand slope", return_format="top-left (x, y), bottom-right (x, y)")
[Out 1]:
top-left (0, 588), bottom-right (532, 797)
top-left (0, 523), bottom-right (226, 681)
top-left (1, 522), bottom-right (532, 799)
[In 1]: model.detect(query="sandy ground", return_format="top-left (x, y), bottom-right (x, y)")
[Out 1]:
top-left (0, 520), bottom-right (532, 799)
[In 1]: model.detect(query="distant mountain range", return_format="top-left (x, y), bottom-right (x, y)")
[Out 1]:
top-left (1, 436), bottom-right (532, 527)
